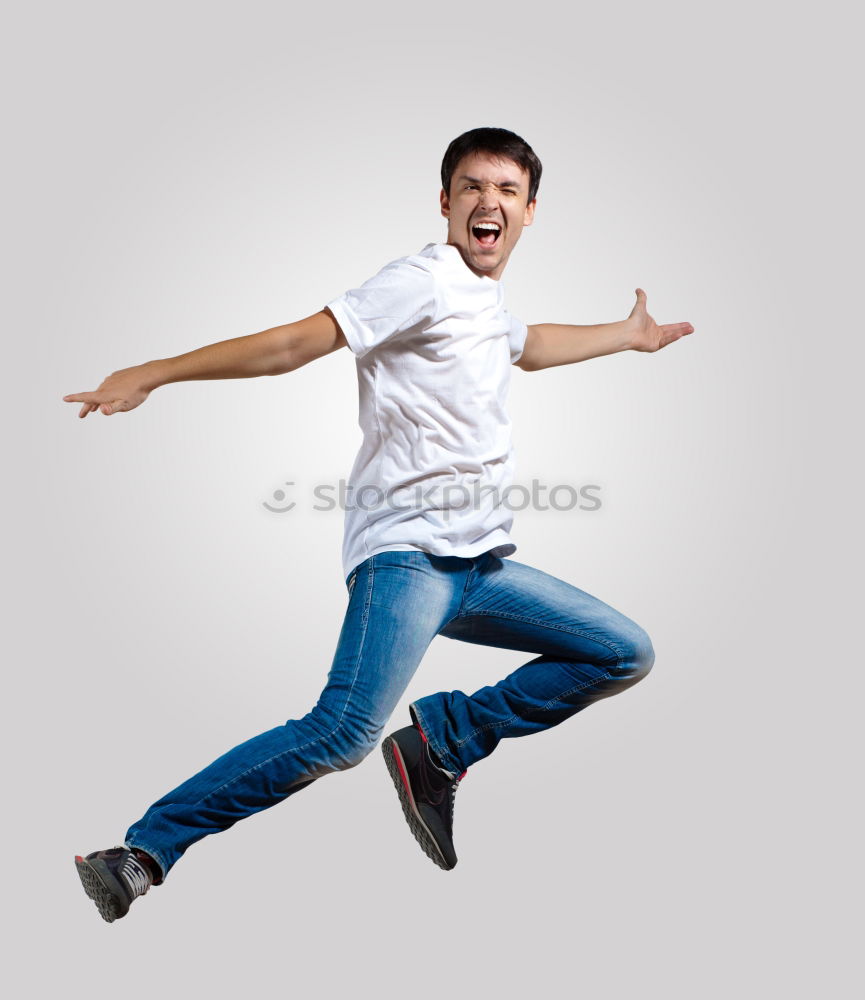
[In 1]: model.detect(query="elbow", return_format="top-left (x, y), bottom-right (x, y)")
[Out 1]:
top-left (515, 354), bottom-right (542, 372)
top-left (278, 311), bottom-right (347, 373)
top-left (516, 326), bottom-right (545, 371)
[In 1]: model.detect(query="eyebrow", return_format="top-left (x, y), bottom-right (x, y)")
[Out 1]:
top-left (458, 174), bottom-right (522, 190)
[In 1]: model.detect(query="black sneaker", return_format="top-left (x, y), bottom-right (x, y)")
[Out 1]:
top-left (74, 847), bottom-right (154, 922)
top-left (381, 724), bottom-right (466, 871)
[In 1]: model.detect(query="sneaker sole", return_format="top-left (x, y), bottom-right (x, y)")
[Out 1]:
top-left (74, 856), bottom-right (130, 922)
top-left (381, 736), bottom-right (455, 871)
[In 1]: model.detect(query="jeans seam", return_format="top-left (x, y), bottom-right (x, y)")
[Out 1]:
top-left (456, 560), bottom-right (477, 619)
top-left (141, 560), bottom-right (377, 827)
top-left (444, 608), bottom-right (626, 751)
top-left (450, 609), bottom-right (627, 662)
top-left (451, 671), bottom-right (616, 750)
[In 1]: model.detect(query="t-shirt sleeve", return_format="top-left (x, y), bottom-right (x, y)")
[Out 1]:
top-left (507, 312), bottom-right (529, 364)
top-left (325, 258), bottom-right (437, 360)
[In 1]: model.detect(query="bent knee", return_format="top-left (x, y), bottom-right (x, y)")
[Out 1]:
top-left (337, 739), bottom-right (378, 769)
top-left (329, 726), bottom-right (381, 770)
top-left (632, 629), bottom-right (655, 680)
top-left (617, 625), bottom-right (655, 684)
top-left (302, 707), bottom-right (382, 771)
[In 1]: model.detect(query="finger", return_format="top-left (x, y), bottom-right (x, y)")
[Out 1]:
top-left (659, 325), bottom-right (694, 348)
top-left (64, 393), bottom-right (95, 403)
top-left (635, 288), bottom-right (647, 302)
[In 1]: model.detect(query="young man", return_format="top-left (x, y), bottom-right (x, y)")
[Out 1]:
top-left (65, 127), bottom-right (693, 922)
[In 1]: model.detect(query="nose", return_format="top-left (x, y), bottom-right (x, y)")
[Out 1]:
top-left (478, 184), bottom-right (498, 210)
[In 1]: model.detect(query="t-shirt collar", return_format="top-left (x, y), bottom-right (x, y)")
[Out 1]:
top-left (421, 242), bottom-right (503, 286)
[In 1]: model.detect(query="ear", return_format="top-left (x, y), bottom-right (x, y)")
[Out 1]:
top-left (440, 188), bottom-right (451, 219)
top-left (523, 198), bottom-right (536, 227)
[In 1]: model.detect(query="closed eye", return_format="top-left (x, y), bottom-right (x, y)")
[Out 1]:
top-left (464, 184), bottom-right (517, 195)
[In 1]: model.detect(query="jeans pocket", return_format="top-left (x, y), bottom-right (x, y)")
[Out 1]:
top-left (346, 569), bottom-right (358, 597)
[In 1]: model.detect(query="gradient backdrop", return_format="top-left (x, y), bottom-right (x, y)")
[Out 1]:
top-left (4, 1), bottom-right (860, 998)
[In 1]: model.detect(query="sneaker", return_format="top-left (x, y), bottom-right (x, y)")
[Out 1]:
top-left (381, 724), bottom-right (466, 871)
top-left (74, 847), bottom-right (154, 922)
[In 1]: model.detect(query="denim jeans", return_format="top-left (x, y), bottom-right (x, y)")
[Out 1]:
top-left (125, 550), bottom-right (654, 879)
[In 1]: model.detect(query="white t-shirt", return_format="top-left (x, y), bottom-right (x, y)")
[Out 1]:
top-left (326, 242), bottom-right (528, 582)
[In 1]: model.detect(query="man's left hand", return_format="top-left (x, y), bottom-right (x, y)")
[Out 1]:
top-left (626, 288), bottom-right (694, 353)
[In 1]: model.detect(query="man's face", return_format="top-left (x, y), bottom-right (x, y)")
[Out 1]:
top-left (440, 151), bottom-right (536, 281)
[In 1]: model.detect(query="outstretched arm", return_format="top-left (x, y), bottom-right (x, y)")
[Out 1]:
top-left (516, 289), bottom-right (694, 372)
top-left (62, 310), bottom-right (347, 418)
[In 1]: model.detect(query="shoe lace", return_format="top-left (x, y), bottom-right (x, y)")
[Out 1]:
top-left (448, 770), bottom-right (467, 815)
top-left (120, 853), bottom-right (151, 898)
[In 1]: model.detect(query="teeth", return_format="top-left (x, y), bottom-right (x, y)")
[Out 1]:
top-left (474, 222), bottom-right (501, 231)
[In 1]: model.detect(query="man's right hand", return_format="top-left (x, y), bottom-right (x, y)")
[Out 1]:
top-left (62, 310), bottom-right (349, 419)
top-left (63, 365), bottom-right (153, 418)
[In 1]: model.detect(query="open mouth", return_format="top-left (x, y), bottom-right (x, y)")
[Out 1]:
top-left (471, 221), bottom-right (501, 248)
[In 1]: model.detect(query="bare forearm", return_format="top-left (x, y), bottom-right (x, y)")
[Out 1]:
top-left (519, 320), bottom-right (632, 371)
top-left (141, 326), bottom-right (291, 390)
top-left (63, 311), bottom-right (345, 419)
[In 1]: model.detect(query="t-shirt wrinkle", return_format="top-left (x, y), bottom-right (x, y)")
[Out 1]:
top-left (366, 361), bottom-right (383, 561)
top-left (326, 242), bottom-right (529, 581)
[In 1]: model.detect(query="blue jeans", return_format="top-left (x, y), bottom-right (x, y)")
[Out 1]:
top-left (125, 550), bottom-right (654, 879)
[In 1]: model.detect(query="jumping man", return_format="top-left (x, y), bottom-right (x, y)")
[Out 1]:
top-left (64, 127), bottom-right (694, 922)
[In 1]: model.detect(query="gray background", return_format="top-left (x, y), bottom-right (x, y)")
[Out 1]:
top-left (3, 1), bottom-right (861, 997)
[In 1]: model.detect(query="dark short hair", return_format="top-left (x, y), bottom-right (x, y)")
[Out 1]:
top-left (441, 127), bottom-right (542, 203)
